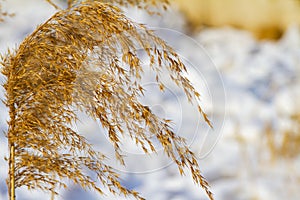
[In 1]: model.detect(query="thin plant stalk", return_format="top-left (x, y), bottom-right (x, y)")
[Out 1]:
top-left (8, 102), bottom-right (16, 200)
top-left (9, 144), bottom-right (15, 200)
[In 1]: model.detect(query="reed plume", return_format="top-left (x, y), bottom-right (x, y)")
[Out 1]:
top-left (1, 1), bottom-right (213, 199)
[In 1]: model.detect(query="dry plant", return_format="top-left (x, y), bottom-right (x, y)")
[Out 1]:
top-left (1, 0), bottom-right (213, 200)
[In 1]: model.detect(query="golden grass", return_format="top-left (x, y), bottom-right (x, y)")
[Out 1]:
top-left (1, 1), bottom-right (213, 199)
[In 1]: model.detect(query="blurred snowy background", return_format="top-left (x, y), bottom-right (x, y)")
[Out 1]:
top-left (0, 0), bottom-right (300, 199)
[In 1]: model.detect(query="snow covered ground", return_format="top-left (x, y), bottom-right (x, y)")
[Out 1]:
top-left (0, 0), bottom-right (300, 200)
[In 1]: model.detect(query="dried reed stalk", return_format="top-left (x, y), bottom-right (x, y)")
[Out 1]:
top-left (1, 1), bottom-right (213, 199)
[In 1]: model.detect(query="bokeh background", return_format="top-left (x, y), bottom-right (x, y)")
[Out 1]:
top-left (0, 0), bottom-right (300, 199)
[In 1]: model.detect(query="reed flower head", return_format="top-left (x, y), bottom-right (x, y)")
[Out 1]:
top-left (1, 1), bottom-right (213, 199)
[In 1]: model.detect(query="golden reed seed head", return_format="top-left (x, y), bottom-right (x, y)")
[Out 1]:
top-left (1, 1), bottom-right (213, 199)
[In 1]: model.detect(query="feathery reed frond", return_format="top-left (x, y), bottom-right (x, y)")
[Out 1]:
top-left (1, 1), bottom-right (213, 199)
